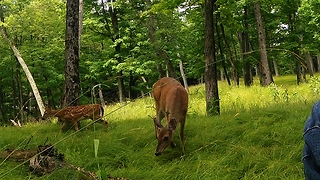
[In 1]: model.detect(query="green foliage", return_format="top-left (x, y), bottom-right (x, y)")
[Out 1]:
top-left (1, 0), bottom-right (317, 121)
top-left (0, 75), bottom-right (316, 179)
top-left (309, 75), bottom-right (320, 94)
top-left (299, 0), bottom-right (320, 41)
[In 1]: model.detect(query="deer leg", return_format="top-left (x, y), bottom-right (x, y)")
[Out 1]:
top-left (180, 118), bottom-right (186, 154)
top-left (72, 119), bottom-right (79, 131)
top-left (180, 120), bottom-right (185, 143)
top-left (61, 122), bottom-right (67, 132)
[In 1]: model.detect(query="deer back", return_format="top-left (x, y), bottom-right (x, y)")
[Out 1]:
top-left (152, 77), bottom-right (188, 125)
top-left (42, 104), bottom-right (103, 120)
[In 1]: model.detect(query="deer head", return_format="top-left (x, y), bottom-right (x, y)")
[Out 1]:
top-left (41, 107), bottom-right (56, 120)
top-left (154, 117), bottom-right (177, 156)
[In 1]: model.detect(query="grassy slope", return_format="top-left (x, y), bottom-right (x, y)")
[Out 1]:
top-left (0, 75), bottom-right (319, 179)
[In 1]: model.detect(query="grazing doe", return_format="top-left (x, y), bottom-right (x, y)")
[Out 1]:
top-left (152, 77), bottom-right (188, 156)
top-left (42, 104), bottom-right (108, 131)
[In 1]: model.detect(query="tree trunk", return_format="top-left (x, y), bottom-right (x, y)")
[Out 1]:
top-left (0, 29), bottom-right (45, 116)
top-left (108, 2), bottom-right (125, 103)
top-left (98, 85), bottom-right (105, 107)
top-left (218, 10), bottom-right (238, 86)
top-left (16, 66), bottom-right (26, 122)
top-left (62, 0), bottom-right (80, 130)
top-left (296, 59), bottom-right (306, 84)
top-left (79, 0), bottom-right (83, 49)
top-left (63, 0), bottom-right (80, 107)
top-left (253, 1), bottom-right (273, 86)
top-left (179, 60), bottom-right (189, 93)
top-left (215, 9), bottom-right (231, 86)
top-left (141, 76), bottom-right (151, 97)
top-left (204, 0), bottom-right (220, 116)
top-left (146, 10), bottom-right (165, 78)
top-left (273, 60), bottom-right (279, 76)
top-left (117, 71), bottom-right (125, 103)
top-left (317, 53), bottom-right (320, 72)
top-left (239, 6), bottom-right (253, 86)
top-left (146, 0), bottom-right (177, 79)
top-left (305, 52), bottom-right (314, 77)
top-left (0, 86), bottom-right (5, 121)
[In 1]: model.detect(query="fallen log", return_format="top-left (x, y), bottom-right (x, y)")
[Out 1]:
top-left (1, 144), bottom-right (128, 179)
top-left (0, 144), bottom-right (98, 179)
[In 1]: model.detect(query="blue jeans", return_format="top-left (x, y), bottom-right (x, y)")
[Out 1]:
top-left (303, 101), bottom-right (320, 179)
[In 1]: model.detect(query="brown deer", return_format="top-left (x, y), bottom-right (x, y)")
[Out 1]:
top-left (42, 104), bottom-right (108, 131)
top-left (152, 77), bottom-right (188, 156)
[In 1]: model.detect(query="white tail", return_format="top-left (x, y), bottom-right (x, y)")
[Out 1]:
top-left (152, 77), bottom-right (188, 156)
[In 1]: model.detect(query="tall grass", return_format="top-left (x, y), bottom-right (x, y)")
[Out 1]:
top-left (0, 75), bottom-right (319, 179)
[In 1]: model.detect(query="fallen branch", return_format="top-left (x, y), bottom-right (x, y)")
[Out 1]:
top-left (10, 120), bottom-right (21, 127)
top-left (0, 144), bottom-right (97, 179)
top-left (0, 144), bottom-right (127, 179)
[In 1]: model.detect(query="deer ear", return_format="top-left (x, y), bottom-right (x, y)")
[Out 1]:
top-left (153, 117), bottom-right (163, 128)
top-left (168, 118), bottom-right (177, 130)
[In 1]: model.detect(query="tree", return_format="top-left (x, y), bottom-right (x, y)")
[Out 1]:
top-left (0, 4), bottom-right (45, 117)
top-left (146, 0), bottom-right (178, 79)
top-left (62, 0), bottom-right (80, 130)
top-left (239, 5), bottom-right (253, 86)
top-left (204, 0), bottom-right (220, 116)
top-left (253, 1), bottom-right (273, 86)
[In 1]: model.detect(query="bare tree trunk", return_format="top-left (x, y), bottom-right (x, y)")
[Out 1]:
top-left (218, 11), bottom-right (238, 86)
top-left (254, 1), bottom-right (273, 86)
top-left (98, 85), bottom-right (105, 107)
top-left (63, 0), bottom-right (80, 107)
top-left (0, 86), bottom-right (5, 121)
top-left (79, 0), bottom-right (83, 48)
top-left (215, 10), bottom-right (231, 86)
top-left (305, 52), bottom-right (314, 77)
top-left (117, 72), bottom-right (125, 103)
top-left (62, 0), bottom-right (80, 131)
top-left (204, 0), bottom-right (220, 116)
top-left (16, 67), bottom-right (25, 122)
top-left (273, 60), bottom-right (279, 76)
top-left (179, 60), bottom-right (189, 93)
top-left (239, 6), bottom-right (253, 86)
top-left (0, 29), bottom-right (45, 116)
top-left (317, 53), bottom-right (320, 72)
top-left (296, 60), bottom-right (306, 84)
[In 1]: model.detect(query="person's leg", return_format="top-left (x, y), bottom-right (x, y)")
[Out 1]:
top-left (302, 127), bottom-right (320, 180)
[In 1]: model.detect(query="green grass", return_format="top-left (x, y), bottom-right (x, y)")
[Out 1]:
top-left (0, 74), bottom-right (319, 179)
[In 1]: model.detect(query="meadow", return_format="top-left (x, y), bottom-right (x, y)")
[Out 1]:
top-left (0, 75), bottom-right (319, 179)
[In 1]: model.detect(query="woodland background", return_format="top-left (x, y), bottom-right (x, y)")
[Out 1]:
top-left (0, 0), bottom-right (320, 124)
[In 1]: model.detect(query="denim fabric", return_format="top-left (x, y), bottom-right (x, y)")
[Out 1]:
top-left (303, 101), bottom-right (320, 180)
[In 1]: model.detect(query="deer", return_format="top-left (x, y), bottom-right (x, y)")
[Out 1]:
top-left (152, 77), bottom-right (188, 156)
top-left (41, 104), bottom-right (108, 131)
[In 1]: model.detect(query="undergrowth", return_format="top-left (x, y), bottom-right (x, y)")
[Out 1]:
top-left (0, 75), bottom-right (319, 179)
